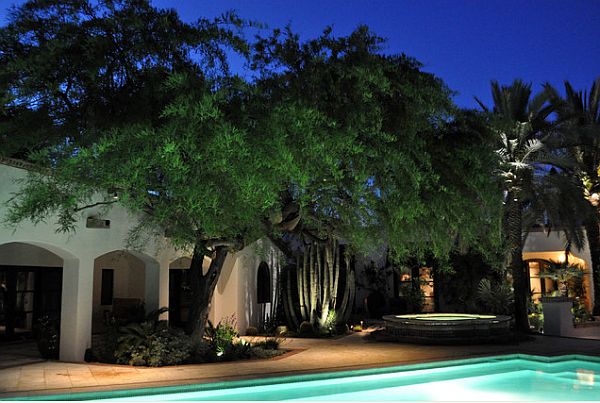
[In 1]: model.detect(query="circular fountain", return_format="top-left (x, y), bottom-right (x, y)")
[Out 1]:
top-left (383, 313), bottom-right (511, 344)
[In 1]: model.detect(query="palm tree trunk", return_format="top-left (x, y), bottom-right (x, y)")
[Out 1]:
top-left (584, 219), bottom-right (600, 315)
top-left (507, 197), bottom-right (529, 332)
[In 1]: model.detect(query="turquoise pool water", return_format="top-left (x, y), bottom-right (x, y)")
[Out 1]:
top-left (12, 354), bottom-right (600, 401)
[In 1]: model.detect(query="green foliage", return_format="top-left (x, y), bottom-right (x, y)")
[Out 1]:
top-left (476, 278), bottom-right (514, 315)
top-left (203, 316), bottom-right (239, 358)
top-left (0, 0), bottom-right (250, 158)
top-left (253, 26), bottom-right (501, 263)
top-left (252, 337), bottom-right (282, 350)
top-left (540, 260), bottom-right (585, 297)
top-left (34, 316), bottom-right (60, 359)
top-left (572, 300), bottom-right (593, 323)
top-left (298, 321), bottom-right (315, 336)
top-left (399, 281), bottom-right (424, 313)
top-left (114, 307), bottom-right (192, 366)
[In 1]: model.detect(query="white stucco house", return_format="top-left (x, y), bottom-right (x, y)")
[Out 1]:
top-left (1, 157), bottom-right (597, 362)
top-left (0, 158), bottom-right (283, 362)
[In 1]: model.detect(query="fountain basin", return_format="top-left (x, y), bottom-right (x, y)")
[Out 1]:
top-left (383, 313), bottom-right (512, 344)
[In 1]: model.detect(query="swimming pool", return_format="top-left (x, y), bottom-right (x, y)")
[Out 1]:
top-left (11, 354), bottom-right (600, 401)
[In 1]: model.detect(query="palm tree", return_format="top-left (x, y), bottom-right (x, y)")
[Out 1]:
top-left (546, 77), bottom-right (600, 314)
top-left (477, 80), bottom-right (587, 332)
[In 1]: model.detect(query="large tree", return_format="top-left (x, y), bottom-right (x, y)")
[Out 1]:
top-left (252, 27), bottom-right (503, 326)
top-left (5, 73), bottom-right (289, 338)
top-left (477, 80), bottom-right (589, 332)
top-left (546, 78), bottom-right (600, 314)
top-left (0, 0), bottom-right (248, 158)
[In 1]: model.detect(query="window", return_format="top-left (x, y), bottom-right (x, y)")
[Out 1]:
top-left (100, 269), bottom-right (114, 305)
top-left (256, 262), bottom-right (271, 304)
top-left (525, 259), bottom-right (557, 302)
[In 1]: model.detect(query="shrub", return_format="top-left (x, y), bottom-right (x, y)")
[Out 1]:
top-left (299, 321), bottom-right (315, 336)
top-left (113, 307), bottom-right (192, 366)
top-left (335, 323), bottom-right (349, 335)
top-left (275, 325), bottom-right (288, 337)
top-left (35, 316), bottom-right (60, 359)
top-left (204, 315), bottom-right (239, 357)
top-left (253, 337), bottom-right (281, 350)
top-left (246, 326), bottom-right (258, 336)
top-left (115, 323), bottom-right (192, 367)
top-left (476, 278), bottom-right (513, 315)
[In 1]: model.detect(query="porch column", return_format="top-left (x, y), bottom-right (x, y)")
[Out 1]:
top-left (158, 260), bottom-right (171, 321)
top-left (59, 255), bottom-right (94, 362)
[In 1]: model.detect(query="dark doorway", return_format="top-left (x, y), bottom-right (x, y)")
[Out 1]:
top-left (0, 266), bottom-right (62, 340)
top-left (169, 269), bottom-right (192, 328)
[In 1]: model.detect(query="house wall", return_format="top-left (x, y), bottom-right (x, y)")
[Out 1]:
top-left (0, 242), bottom-right (63, 267)
top-left (523, 230), bottom-right (594, 311)
top-left (0, 161), bottom-right (282, 361)
top-left (92, 252), bottom-right (146, 331)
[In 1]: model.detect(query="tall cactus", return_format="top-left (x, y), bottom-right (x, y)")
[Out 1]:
top-left (282, 238), bottom-right (355, 331)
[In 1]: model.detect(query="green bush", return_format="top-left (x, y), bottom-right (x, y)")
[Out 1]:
top-left (204, 315), bottom-right (239, 357)
top-left (299, 321), bottom-right (315, 336)
top-left (113, 307), bottom-right (193, 366)
top-left (35, 316), bottom-right (60, 359)
top-left (476, 278), bottom-right (513, 315)
top-left (115, 323), bottom-right (192, 367)
top-left (253, 337), bottom-right (281, 350)
top-left (399, 282), bottom-right (424, 313)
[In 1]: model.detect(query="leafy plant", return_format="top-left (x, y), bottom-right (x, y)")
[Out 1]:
top-left (540, 260), bottom-right (585, 297)
top-left (399, 281), bottom-right (424, 313)
top-left (298, 321), bottom-right (315, 337)
top-left (252, 337), bottom-right (282, 350)
top-left (35, 316), bottom-right (60, 359)
top-left (476, 278), bottom-right (514, 315)
top-left (114, 307), bottom-right (193, 366)
top-left (204, 315), bottom-right (239, 358)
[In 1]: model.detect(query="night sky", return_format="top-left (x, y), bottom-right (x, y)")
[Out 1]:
top-left (2, 0), bottom-right (599, 109)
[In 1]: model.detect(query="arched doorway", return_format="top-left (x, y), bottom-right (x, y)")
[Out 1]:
top-left (92, 250), bottom-right (159, 333)
top-left (0, 243), bottom-right (63, 341)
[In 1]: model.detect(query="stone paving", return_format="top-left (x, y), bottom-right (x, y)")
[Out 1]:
top-left (1, 332), bottom-right (600, 399)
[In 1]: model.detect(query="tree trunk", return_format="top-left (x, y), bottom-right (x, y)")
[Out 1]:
top-left (507, 196), bottom-right (529, 332)
top-left (584, 219), bottom-right (600, 315)
top-left (185, 244), bottom-right (229, 340)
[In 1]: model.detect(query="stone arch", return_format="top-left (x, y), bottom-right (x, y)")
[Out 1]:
top-left (0, 241), bottom-right (83, 361)
top-left (92, 250), bottom-right (159, 333)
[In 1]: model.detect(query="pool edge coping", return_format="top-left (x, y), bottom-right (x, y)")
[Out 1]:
top-left (5, 353), bottom-right (600, 401)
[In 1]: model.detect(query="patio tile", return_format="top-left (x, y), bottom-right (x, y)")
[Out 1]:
top-left (0, 333), bottom-right (599, 398)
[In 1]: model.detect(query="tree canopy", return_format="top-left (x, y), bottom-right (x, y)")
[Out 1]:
top-left (251, 26), bottom-right (502, 263)
top-left (4, 1), bottom-right (506, 334)
top-left (0, 0), bottom-right (249, 158)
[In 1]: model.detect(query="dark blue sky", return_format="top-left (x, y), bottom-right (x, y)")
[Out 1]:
top-left (2, 0), bottom-right (599, 108)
